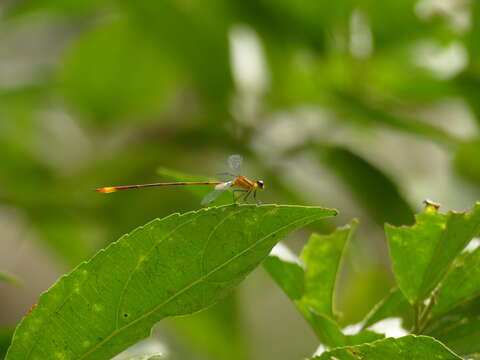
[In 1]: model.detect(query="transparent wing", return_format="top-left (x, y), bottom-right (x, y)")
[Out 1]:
top-left (201, 190), bottom-right (225, 206)
top-left (215, 172), bottom-right (235, 181)
top-left (228, 154), bottom-right (243, 174)
top-left (201, 181), bottom-right (233, 206)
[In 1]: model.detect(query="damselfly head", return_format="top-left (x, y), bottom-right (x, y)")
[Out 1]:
top-left (256, 180), bottom-right (265, 189)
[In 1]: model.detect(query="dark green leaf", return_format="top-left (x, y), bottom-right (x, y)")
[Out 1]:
top-left (0, 329), bottom-right (13, 360)
top-left (430, 246), bottom-right (480, 318)
top-left (316, 145), bottom-right (414, 226)
top-left (386, 202), bottom-right (480, 304)
top-left (428, 316), bottom-right (480, 356)
top-left (312, 335), bottom-right (462, 360)
top-left (425, 297), bottom-right (480, 355)
top-left (119, 0), bottom-right (233, 111)
top-left (6, 204), bottom-right (336, 360)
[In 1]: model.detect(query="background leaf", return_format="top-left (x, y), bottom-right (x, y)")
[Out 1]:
top-left (6, 204), bottom-right (335, 360)
top-left (0, 271), bottom-right (23, 288)
top-left (315, 145), bottom-right (414, 226)
top-left (59, 18), bottom-right (180, 124)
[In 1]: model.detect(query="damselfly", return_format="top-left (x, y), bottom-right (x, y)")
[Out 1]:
top-left (96, 155), bottom-right (264, 205)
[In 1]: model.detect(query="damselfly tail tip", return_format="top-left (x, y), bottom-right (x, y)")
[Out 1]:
top-left (96, 187), bottom-right (117, 194)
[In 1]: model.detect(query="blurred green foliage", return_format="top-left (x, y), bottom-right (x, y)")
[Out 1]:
top-left (2, 0), bottom-right (480, 358)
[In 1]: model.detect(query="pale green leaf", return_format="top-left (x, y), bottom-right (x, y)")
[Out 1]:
top-left (312, 335), bottom-right (462, 360)
top-left (6, 204), bottom-right (336, 360)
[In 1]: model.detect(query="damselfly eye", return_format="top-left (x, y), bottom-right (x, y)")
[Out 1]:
top-left (257, 180), bottom-right (264, 189)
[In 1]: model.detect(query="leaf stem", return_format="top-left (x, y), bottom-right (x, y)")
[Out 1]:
top-left (412, 302), bottom-right (421, 334)
top-left (418, 293), bottom-right (436, 333)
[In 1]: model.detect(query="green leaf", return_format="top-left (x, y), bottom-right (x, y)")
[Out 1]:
top-left (315, 145), bottom-right (414, 226)
top-left (428, 316), bottom-right (480, 356)
top-left (453, 139), bottom-right (480, 184)
top-left (430, 246), bottom-right (480, 318)
top-left (297, 309), bottom-right (381, 348)
top-left (0, 329), bottom-right (14, 360)
top-left (6, 204), bottom-right (336, 360)
top-left (300, 221), bottom-right (355, 317)
top-left (467, 0), bottom-right (480, 73)
top-left (119, 0), bottom-right (233, 111)
top-left (262, 256), bottom-right (305, 301)
top-left (265, 221), bottom-right (382, 347)
top-left (312, 335), bottom-right (462, 360)
top-left (59, 18), bottom-right (179, 124)
top-left (386, 202), bottom-right (480, 304)
top-left (0, 271), bottom-right (23, 287)
top-left (426, 297), bottom-right (480, 355)
top-left (362, 288), bottom-right (412, 330)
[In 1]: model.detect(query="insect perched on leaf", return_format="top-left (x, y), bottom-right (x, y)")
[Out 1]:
top-left (96, 154), bottom-right (265, 205)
